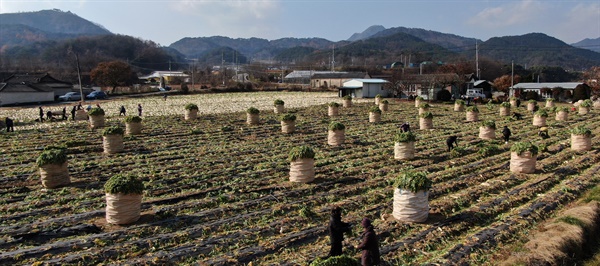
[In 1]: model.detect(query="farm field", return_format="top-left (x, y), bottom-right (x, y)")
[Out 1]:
top-left (1, 91), bottom-right (599, 265)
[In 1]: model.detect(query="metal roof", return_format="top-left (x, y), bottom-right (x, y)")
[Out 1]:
top-left (511, 82), bottom-right (585, 89)
top-left (349, 79), bottom-right (389, 83)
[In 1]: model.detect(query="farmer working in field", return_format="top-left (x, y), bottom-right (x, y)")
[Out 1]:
top-left (5, 117), bottom-right (14, 132)
top-left (538, 127), bottom-right (549, 139)
top-left (502, 126), bottom-right (511, 144)
top-left (357, 218), bottom-right (381, 266)
top-left (328, 206), bottom-right (352, 257)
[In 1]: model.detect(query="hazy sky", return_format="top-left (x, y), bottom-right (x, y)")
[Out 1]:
top-left (1, 0), bottom-right (599, 46)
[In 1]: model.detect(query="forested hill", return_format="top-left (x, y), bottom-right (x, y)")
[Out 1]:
top-left (0, 9), bottom-right (111, 48)
top-left (572, 37), bottom-right (600, 53)
top-left (478, 33), bottom-right (600, 70)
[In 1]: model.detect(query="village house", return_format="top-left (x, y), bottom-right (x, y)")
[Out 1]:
top-left (138, 71), bottom-right (190, 87)
top-left (311, 72), bottom-right (370, 89)
top-left (511, 82), bottom-right (588, 100)
top-left (0, 73), bottom-right (73, 106)
top-left (339, 79), bottom-right (389, 98)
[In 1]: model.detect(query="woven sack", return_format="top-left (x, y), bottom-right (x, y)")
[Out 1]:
top-left (369, 112), bottom-right (381, 123)
top-left (39, 162), bottom-right (70, 189)
top-left (415, 99), bottom-right (422, 107)
top-left (527, 103), bottom-right (536, 112)
top-left (375, 97), bottom-right (381, 105)
top-left (419, 117), bottom-right (433, 129)
top-left (555, 111), bottom-right (568, 121)
top-left (573, 100), bottom-right (583, 107)
top-left (510, 99), bottom-right (517, 107)
top-left (343, 99), bottom-right (352, 108)
top-left (466, 111), bottom-right (478, 122)
top-left (327, 129), bottom-right (345, 146)
top-left (510, 151), bottom-right (536, 174)
top-left (89, 115), bottom-right (105, 128)
top-left (105, 193), bottom-right (142, 225)
top-left (289, 158), bottom-right (315, 183)
top-left (418, 107), bottom-right (429, 115)
top-left (274, 105), bottom-right (284, 114)
top-left (75, 110), bottom-right (88, 121)
top-left (545, 101), bottom-right (555, 108)
top-left (394, 142), bottom-right (415, 160)
top-left (379, 103), bottom-right (389, 112)
top-left (479, 127), bottom-right (495, 140)
top-left (533, 116), bottom-right (547, 127)
top-left (185, 109), bottom-right (198, 120)
top-left (454, 104), bottom-right (464, 112)
top-left (103, 135), bottom-right (124, 154)
top-left (594, 101), bottom-right (600, 109)
top-left (579, 107), bottom-right (590, 115)
top-left (328, 106), bottom-right (339, 116)
top-left (499, 107), bottom-right (510, 116)
top-left (571, 134), bottom-right (592, 151)
top-left (125, 122), bottom-right (142, 135)
top-left (393, 188), bottom-right (429, 223)
top-left (281, 121), bottom-right (295, 134)
top-left (247, 113), bottom-right (259, 125)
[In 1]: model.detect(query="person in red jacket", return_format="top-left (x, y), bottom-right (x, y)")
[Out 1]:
top-left (357, 218), bottom-right (381, 266)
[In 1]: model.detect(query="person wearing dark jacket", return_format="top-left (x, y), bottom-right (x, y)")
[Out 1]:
top-left (5, 117), bottom-right (14, 132)
top-left (357, 218), bottom-right (380, 266)
top-left (502, 126), bottom-right (511, 144)
top-left (328, 207), bottom-right (352, 257)
top-left (71, 105), bottom-right (77, 121)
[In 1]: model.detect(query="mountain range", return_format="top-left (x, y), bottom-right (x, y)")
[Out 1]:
top-left (1, 9), bottom-right (599, 71)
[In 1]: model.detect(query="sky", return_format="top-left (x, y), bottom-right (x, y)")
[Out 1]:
top-left (1, 0), bottom-right (599, 47)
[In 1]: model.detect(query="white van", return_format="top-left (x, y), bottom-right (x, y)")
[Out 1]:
top-left (466, 89), bottom-right (486, 99)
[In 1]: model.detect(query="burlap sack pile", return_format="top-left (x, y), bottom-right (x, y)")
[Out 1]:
top-left (89, 115), bottom-right (105, 128)
top-left (126, 122), bottom-right (142, 135)
top-left (328, 106), bottom-right (339, 116)
top-left (394, 142), bottom-right (415, 160)
top-left (327, 130), bottom-right (345, 146)
top-left (533, 116), bottom-right (547, 127)
top-left (499, 107), bottom-right (510, 116)
top-left (185, 109), bottom-right (198, 120)
top-left (105, 193), bottom-right (142, 225)
top-left (415, 99), bottom-right (422, 107)
top-left (527, 103), bottom-right (536, 112)
top-left (375, 97), bottom-right (381, 105)
top-left (289, 158), bottom-right (315, 183)
top-left (510, 151), bottom-right (536, 174)
top-left (418, 107), bottom-right (429, 115)
top-left (379, 103), bottom-right (389, 112)
top-left (247, 113), bottom-right (259, 125)
top-left (103, 135), bottom-right (124, 154)
top-left (369, 112), bottom-right (381, 123)
top-left (579, 107), bottom-right (590, 115)
top-left (419, 117), bottom-right (433, 129)
top-left (510, 99), bottom-right (517, 107)
top-left (274, 105), bottom-right (284, 114)
top-left (454, 104), bottom-right (464, 112)
top-left (40, 162), bottom-right (70, 188)
top-left (555, 111), bottom-right (568, 121)
top-left (571, 134), bottom-right (592, 151)
top-left (466, 111), bottom-right (478, 122)
top-left (281, 121), bottom-right (295, 134)
top-left (479, 127), bottom-right (495, 140)
top-left (393, 188), bottom-right (429, 223)
top-left (545, 101), bottom-right (555, 108)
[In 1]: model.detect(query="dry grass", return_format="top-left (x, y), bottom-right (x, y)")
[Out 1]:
top-left (501, 201), bottom-right (600, 266)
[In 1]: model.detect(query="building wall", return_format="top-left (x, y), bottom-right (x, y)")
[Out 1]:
top-left (0, 92), bottom-right (54, 106)
top-left (362, 83), bottom-right (389, 98)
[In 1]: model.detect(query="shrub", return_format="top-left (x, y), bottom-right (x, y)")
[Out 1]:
top-left (36, 148), bottom-right (67, 166)
top-left (394, 170), bottom-right (432, 193)
top-left (415, 96), bottom-right (424, 101)
top-left (102, 126), bottom-right (124, 136)
top-left (104, 174), bottom-right (144, 195)
top-left (274, 99), bottom-right (285, 106)
top-left (328, 102), bottom-right (340, 107)
top-left (571, 125), bottom-right (592, 136)
top-left (419, 111), bottom-right (433, 119)
top-left (246, 107), bottom-right (260, 114)
top-left (342, 95), bottom-right (352, 100)
top-left (309, 255), bottom-right (359, 266)
top-left (185, 103), bottom-right (199, 110)
top-left (511, 141), bottom-right (539, 156)
top-left (369, 106), bottom-right (382, 114)
top-left (478, 144), bottom-right (500, 157)
top-left (394, 131), bottom-right (417, 143)
top-left (455, 99), bottom-right (465, 106)
top-left (466, 106), bottom-right (479, 113)
top-left (419, 103), bottom-right (430, 109)
top-left (124, 116), bottom-right (142, 123)
top-left (281, 114), bottom-right (296, 122)
top-left (500, 102), bottom-right (511, 107)
top-left (573, 86), bottom-right (590, 102)
top-left (289, 146), bottom-right (315, 161)
top-left (481, 120), bottom-right (496, 129)
top-left (381, 99), bottom-right (389, 104)
top-left (88, 108), bottom-right (105, 116)
top-left (437, 89), bottom-right (452, 101)
top-left (328, 122), bottom-right (345, 131)
top-left (534, 109), bottom-right (548, 117)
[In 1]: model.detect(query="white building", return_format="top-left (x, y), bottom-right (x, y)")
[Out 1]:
top-left (339, 79), bottom-right (389, 98)
top-left (511, 82), bottom-right (585, 99)
top-left (0, 82), bottom-right (54, 106)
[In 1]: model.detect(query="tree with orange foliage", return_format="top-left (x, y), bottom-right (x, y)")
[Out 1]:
top-left (493, 74), bottom-right (521, 94)
top-left (90, 61), bottom-right (133, 93)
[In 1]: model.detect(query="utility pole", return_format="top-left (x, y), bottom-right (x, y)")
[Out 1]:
top-left (67, 46), bottom-right (84, 102)
top-left (510, 60), bottom-right (514, 97)
top-left (331, 45), bottom-right (335, 72)
top-left (476, 41), bottom-right (480, 79)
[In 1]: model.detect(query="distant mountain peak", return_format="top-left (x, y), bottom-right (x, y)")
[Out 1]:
top-left (571, 37), bottom-right (600, 53)
top-left (347, 25), bottom-right (386, 42)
